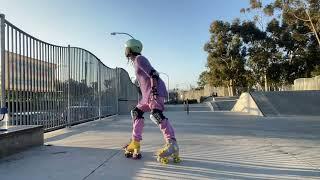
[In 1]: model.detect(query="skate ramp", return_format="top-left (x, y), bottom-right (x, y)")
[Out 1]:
top-left (210, 96), bottom-right (238, 111)
top-left (166, 104), bottom-right (211, 112)
top-left (188, 103), bottom-right (212, 111)
top-left (233, 91), bottom-right (320, 117)
top-left (232, 93), bottom-right (263, 116)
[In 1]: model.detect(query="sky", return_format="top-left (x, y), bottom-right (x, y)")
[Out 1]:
top-left (0, 0), bottom-right (253, 90)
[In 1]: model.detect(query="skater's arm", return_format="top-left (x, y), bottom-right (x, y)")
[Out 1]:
top-left (150, 71), bottom-right (158, 98)
top-left (135, 56), bottom-right (154, 78)
top-left (136, 56), bottom-right (159, 98)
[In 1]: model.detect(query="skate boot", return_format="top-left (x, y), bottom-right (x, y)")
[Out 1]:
top-left (156, 139), bottom-right (181, 164)
top-left (123, 139), bottom-right (142, 159)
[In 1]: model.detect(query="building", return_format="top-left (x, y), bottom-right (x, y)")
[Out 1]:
top-left (4, 51), bottom-right (57, 92)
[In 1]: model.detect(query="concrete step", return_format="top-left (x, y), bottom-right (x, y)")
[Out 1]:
top-left (0, 125), bottom-right (43, 159)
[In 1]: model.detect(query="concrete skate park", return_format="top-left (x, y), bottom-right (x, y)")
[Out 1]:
top-left (0, 91), bottom-right (320, 180)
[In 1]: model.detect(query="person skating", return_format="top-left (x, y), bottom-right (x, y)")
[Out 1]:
top-left (122, 39), bottom-right (180, 164)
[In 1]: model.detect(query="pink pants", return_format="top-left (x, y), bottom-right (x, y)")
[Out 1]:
top-left (132, 96), bottom-right (175, 142)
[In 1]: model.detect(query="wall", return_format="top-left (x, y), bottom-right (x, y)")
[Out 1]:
top-left (294, 76), bottom-right (320, 90)
top-left (178, 85), bottom-right (230, 102)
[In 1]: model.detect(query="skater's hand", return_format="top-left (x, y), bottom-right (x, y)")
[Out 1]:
top-left (151, 86), bottom-right (158, 100)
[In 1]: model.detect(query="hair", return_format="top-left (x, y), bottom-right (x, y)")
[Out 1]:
top-left (127, 52), bottom-right (141, 65)
top-left (131, 52), bottom-right (141, 56)
top-left (126, 47), bottom-right (141, 65)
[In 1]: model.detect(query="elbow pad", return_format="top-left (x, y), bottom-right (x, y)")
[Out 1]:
top-left (149, 70), bottom-right (159, 79)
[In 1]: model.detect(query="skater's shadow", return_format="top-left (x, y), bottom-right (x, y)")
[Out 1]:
top-left (137, 157), bottom-right (320, 179)
top-left (2, 145), bottom-right (319, 179)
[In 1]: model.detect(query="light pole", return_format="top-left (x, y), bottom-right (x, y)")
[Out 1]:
top-left (110, 32), bottom-right (135, 39)
top-left (159, 72), bottom-right (170, 102)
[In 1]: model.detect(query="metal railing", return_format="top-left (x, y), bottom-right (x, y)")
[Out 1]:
top-left (0, 14), bottom-right (138, 131)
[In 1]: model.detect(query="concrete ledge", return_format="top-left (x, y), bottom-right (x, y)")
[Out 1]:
top-left (0, 125), bottom-right (43, 158)
top-left (250, 91), bottom-right (320, 116)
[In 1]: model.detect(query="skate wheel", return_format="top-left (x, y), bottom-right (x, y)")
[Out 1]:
top-left (124, 152), bottom-right (132, 158)
top-left (160, 157), bottom-right (169, 164)
top-left (173, 157), bottom-right (181, 163)
top-left (136, 153), bottom-right (142, 159)
top-left (133, 153), bottom-right (142, 159)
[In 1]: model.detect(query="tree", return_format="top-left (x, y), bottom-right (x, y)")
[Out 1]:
top-left (311, 65), bottom-right (320, 76)
top-left (240, 0), bottom-right (277, 91)
top-left (240, 0), bottom-right (320, 89)
top-left (197, 71), bottom-right (208, 88)
top-left (266, 12), bottom-right (320, 82)
top-left (231, 19), bottom-right (278, 91)
top-left (266, 0), bottom-right (320, 47)
top-left (199, 0), bottom-right (320, 93)
top-left (204, 21), bottom-right (247, 96)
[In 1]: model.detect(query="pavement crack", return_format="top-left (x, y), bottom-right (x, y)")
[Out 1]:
top-left (81, 150), bottom-right (120, 180)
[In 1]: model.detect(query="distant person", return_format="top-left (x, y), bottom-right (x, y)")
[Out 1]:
top-left (186, 99), bottom-right (189, 115)
top-left (122, 39), bottom-right (180, 164)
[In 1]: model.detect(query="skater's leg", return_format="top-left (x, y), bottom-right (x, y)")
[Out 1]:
top-left (130, 98), bottom-right (150, 141)
top-left (125, 105), bottom-right (147, 158)
top-left (125, 102), bottom-right (150, 154)
top-left (125, 107), bottom-right (144, 152)
top-left (159, 117), bottom-right (176, 140)
top-left (150, 109), bottom-right (175, 139)
top-left (149, 97), bottom-right (175, 140)
top-left (132, 102), bottom-right (150, 141)
top-left (131, 108), bottom-right (144, 142)
top-left (149, 97), bottom-right (180, 163)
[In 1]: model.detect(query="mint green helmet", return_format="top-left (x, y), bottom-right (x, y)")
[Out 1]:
top-left (125, 39), bottom-right (143, 54)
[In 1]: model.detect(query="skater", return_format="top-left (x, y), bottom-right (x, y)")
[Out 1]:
top-left (122, 39), bottom-right (181, 164)
top-left (186, 99), bottom-right (189, 115)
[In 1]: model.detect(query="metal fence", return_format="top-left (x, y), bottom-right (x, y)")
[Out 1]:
top-left (0, 14), bottom-right (138, 131)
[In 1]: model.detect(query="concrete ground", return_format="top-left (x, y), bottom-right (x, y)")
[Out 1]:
top-left (0, 104), bottom-right (319, 180)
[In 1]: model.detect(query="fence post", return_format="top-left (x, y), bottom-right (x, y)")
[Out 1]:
top-left (98, 62), bottom-right (101, 120)
top-left (116, 68), bottom-right (119, 114)
top-left (0, 14), bottom-right (9, 131)
top-left (0, 14), bottom-right (5, 108)
top-left (67, 45), bottom-right (71, 127)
